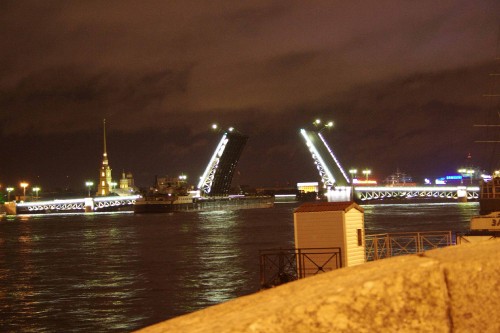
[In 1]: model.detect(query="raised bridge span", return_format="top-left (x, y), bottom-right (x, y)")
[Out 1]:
top-left (299, 127), bottom-right (479, 202)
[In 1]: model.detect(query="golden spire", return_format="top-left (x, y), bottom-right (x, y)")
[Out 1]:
top-left (102, 119), bottom-right (108, 165)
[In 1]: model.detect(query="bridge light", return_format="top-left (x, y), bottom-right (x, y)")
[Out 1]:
top-left (20, 182), bottom-right (29, 200)
top-left (211, 124), bottom-right (218, 131)
top-left (6, 187), bottom-right (14, 201)
top-left (32, 187), bottom-right (40, 201)
top-left (362, 169), bottom-right (371, 180)
top-left (85, 181), bottom-right (94, 197)
top-left (228, 127), bottom-right (234, 132)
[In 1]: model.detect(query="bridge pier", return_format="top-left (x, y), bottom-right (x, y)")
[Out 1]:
top-left (457, 186), bottom-right (467, 203)
top-left (84, 198), bottom-right (94, 212)
top-left (3, 202), bottom-right (17, 215)
top-left (326, 187), bottom-right (351, 202)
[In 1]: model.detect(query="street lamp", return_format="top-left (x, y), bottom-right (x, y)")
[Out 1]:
top-left (458, 168), bottom-right (474, 185)
top-left (20, 182), bottom-right (29, 200)
top-left (32, 187), bottom-right (40, 201)
top-left (85, 181), bottom-right (94, 197)
top-left (349, 169), bottom-right (357, 201)
top-left (6, 187), bottom-right (14, 201)
top-left (467, 169), bottom-right (475, 185)
top-left (349, 169), bottom-right (358, 182)
top-left (362, 169), bottom-right (371, 181)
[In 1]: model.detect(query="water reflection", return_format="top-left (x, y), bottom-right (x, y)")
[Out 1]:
top-left (178, 210), bottom-right (246, 309)
top-left (362, 202), bottom-right (479, 234)
top-left (0, 213), bottom-right (148, 332)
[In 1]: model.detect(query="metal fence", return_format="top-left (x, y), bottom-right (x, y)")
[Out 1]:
top-left (365, 231), bottom-right (453, 261)
top-left (259, 247), bottom-right (342, 289)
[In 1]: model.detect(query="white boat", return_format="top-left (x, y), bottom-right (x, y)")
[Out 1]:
top-left (469, 211), bottom-right (500, 234)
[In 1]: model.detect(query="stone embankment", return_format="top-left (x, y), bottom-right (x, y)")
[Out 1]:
top-left (137, 239), bottom-right (500, 333)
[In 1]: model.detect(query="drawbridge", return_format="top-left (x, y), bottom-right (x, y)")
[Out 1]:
top-left (197, 128), bottom-right (248, 197)
top-left (300, 128), bottom-right (351, 201)
top-left (300, 127), bottom-right (479, 202)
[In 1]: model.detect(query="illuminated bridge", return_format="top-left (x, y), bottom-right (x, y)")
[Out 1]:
top-left (197, 128), bottom-right (248, 197)
top-left (15, 195), bottom-right (140, 214)
top-left (300, 125), bottom-right (480, 202)
top-left (354, 186), bottom-right (479, 202)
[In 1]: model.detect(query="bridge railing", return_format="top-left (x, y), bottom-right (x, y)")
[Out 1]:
top-left (259, 247), bottom-right (342, 289)
top-left (365, 231), bottom-right (454, 261)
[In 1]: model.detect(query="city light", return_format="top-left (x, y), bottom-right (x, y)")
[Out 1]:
top-left (313, 119), bottom-right (334, 133)
top-left (362, 169), bottom-right (371, 180)
top-left (458, 168), bottom-right (475, 185)
top-left (85, 181), bottom-right (94, 197)
top-left (32, 187), bottom-right (40, 200)
top-left (6, 187), bottom-right (14, 201)
top-left (20, 182), bottom-right (29, 200)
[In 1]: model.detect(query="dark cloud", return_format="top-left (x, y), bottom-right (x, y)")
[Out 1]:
top-left (0, 1), bottom-right (499, 190)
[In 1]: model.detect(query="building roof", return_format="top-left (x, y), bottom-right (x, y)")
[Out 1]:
top-left (294, 201), bottom-right (364, 213)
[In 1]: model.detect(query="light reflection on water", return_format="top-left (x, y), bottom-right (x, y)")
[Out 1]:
top-left (0, 202), bottom-right (479, 332)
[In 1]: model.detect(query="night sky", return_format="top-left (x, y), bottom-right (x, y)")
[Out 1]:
top-left (1, 1), bottom-right (499, 193)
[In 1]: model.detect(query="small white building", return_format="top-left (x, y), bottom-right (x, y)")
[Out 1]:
top-left (294, 201), bottom-right (365, 274)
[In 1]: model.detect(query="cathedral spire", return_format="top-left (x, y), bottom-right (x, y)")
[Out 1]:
top-left (103, 118), bottom-right (107, 156)
top-left (97, 119), bottom-right (112, 196)
top-left (102, 119), bottom-right (108, 164)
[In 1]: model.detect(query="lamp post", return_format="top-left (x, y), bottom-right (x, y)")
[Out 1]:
top-left (362, 169), bottom-right (371, 181)
top-left (467, 169), bottom-right (474, 185)
top-left (32, 187), bottom-right (40, 201)
top-left (6, 187), bottom-right (13, 201)
top-left (349, 169), bottom-right (357, 201)
top-left (85, 181), bottom-right (94, 197)
top-left (458, 168), bottom-right (466, 184)
top-left (349, 169), bottom-right (358, 184)
top-left (458, 168), bottom-right (474, 185)
top-left (20, 182), bottom-right (29, 201)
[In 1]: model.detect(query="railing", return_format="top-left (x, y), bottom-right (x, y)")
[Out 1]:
top-left (259, 248), bottom-right (342, 289)
top-left (15, 195), bottom-right (140, 213)
top-left (365, 231), bottom-right (453, 261)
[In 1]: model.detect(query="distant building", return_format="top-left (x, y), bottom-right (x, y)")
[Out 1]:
top-left (119, 171), bottom-right (135, 190)
top-left (113, 171), bottom-right (139, 196)
top-left (297, 182), bottom-right (319, 193)
top-left (152, 175), bottom-right (191, 195)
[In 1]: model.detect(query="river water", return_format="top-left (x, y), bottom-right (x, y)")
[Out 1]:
top-left (0, 201), bottom-right (479, 332)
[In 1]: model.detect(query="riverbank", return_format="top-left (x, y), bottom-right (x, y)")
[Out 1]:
top-left (137, 239), bottom-right (500, 333)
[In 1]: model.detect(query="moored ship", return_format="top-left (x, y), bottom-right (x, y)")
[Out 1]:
top-left (134, 193), bottom-right (274, 214)
top-left (479, 176), bottom-right (500, 215)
